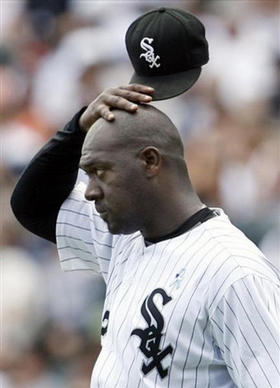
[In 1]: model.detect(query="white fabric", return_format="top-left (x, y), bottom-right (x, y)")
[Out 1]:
top-left (56, 182), bottom-right (280, 388)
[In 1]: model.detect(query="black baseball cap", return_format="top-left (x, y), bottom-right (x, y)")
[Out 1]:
top-left (125, 7), bottom-right (209, 101)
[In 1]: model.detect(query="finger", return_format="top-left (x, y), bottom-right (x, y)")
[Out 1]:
top-left (119, 84), bottom-right (154, 94)
top-left (111, 88), bottom-right (152, 103)
top-left (98, 104), bottom-right (115, 121)
top-left (103, 95), bottom-right (138, 112)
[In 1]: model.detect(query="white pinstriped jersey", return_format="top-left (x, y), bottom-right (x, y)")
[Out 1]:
top-left (56, 183), bottom-right (280, 388)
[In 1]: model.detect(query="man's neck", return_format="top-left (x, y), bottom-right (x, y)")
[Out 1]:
top-left (141, 193), bottom-right (204, 240)
top-left (144, 206), bottom-right (217, 245)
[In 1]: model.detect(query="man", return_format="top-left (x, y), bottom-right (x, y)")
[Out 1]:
top-left (11, 85), bottom-right (280, 387)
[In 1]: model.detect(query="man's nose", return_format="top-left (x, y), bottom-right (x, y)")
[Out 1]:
top-left (84, 180), bottom-right (103, 201)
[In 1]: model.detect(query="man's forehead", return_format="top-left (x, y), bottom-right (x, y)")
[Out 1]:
top-left (83, 129), bottom-right (111, 156)
top-left (81, 126), bottom-right (122, 168)
top-left (82, 131), bottom-right (111, 155)
top-left (87, 118), bottom-right (110, 141)
top-left (80, 142), bottom-right (114, 169)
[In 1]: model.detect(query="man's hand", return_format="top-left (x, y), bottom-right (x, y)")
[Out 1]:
top-left (79, 84), bottom-right (154, 132)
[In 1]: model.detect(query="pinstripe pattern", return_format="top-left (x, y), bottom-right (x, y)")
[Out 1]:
top-left (56, 183), bottom-right (280, 388)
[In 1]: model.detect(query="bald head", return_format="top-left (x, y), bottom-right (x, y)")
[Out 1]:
top-left (86, 104), bottom-right (185, 161)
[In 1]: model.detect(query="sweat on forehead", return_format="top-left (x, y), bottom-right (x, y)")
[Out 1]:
top-left (84, 105), bottom-right (184, 156)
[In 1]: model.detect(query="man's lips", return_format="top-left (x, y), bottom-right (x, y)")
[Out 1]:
top-left (96, 208), bottom-right (106, 214)
top-left (95, 206), bottom-right (108, 219)
top-left (99, 211), bottom-right (109, 222)
top-left (95, 204), bottom-right (107, 214)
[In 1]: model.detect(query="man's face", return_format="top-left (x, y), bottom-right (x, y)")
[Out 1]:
top-left (80, 125), bottom-right (148, 235)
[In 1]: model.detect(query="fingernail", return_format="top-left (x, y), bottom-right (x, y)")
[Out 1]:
top-left (131, 104), bottom-right (138, 109)
top-left (144, 96), bottom-right (152, 101)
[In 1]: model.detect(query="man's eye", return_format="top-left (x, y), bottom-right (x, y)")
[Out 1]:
top-left (96, 169), bottom-right (105, 178)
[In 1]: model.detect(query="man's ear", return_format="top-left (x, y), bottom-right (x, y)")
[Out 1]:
top-left (139, 146), bottom-right (162, 178)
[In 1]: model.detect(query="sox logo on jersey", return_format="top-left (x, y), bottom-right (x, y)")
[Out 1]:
top-left (131, 288), bottom-right (173, 379)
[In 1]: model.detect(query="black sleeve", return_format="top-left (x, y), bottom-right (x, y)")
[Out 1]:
top-left (10, 107), bottom-right (87, 243)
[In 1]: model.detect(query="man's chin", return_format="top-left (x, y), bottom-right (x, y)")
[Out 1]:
top-left (107, 220), bottom-right (138, 235)
top-left (108, 224), bottom-right (132, 235)
top-left (100, 212), bottom-right (138, 235)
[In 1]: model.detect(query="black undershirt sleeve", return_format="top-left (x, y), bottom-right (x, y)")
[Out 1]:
top-left (10, 107), bottom-right (87, 243)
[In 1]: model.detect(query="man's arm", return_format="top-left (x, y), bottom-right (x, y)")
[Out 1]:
top-left (210, 275), bottom-right (280, 387)
top-left (10, 85), bottom-right (153, 243)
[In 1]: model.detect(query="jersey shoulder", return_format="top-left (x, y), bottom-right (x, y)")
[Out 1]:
top-left (203, 208), bottom-right (278, 279)
top-left (198, 209), bottom-right (279, 313)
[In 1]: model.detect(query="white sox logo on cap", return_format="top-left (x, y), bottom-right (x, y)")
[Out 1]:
top-left (139, 37), bottom-right (161, 69)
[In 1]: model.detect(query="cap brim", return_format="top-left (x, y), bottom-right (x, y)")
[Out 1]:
top-left (129, 67), bottom-right (201, 101)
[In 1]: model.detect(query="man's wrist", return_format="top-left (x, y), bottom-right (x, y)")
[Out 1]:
top-left (63, 107), bottom-right (88, 134)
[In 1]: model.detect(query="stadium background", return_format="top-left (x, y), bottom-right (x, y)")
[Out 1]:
top-left (1, 1), bottom-right (279, 387)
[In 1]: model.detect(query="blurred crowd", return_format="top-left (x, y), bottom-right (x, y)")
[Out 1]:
top-left (1, 0), bottom-right (279, 387)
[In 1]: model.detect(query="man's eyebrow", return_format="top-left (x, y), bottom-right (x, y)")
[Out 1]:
top-left (79, 159), bottom-right (111, 170)
top-left (79, 160), bottom-right (95, 170)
